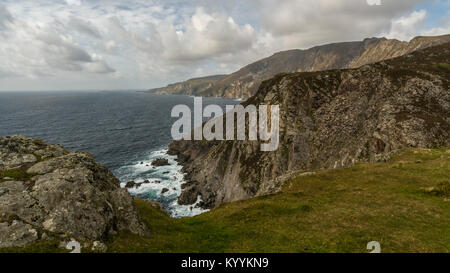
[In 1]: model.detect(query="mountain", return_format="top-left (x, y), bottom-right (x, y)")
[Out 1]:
top-left (168, 42), bottom-right (450, 209)
top-left (149, 35), bottom-right (450, 99)
top-left (148, 74), bottom-right (227, 96)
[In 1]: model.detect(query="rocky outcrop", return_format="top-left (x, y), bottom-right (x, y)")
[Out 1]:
top-left (151, 35), bottom-right (450, 99)
top-left (151, 158), bottom-right (170, 167)
top-left (169, 42), bottom-right (450, 209)
top-left (0, 136), bottom-right (147, 249)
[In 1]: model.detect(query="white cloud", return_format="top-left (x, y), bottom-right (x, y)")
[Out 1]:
top-left (385, 10), bottom-right (428, 41)
top-left (0, 3), bottom-right (116, 82)
top-left (68, 17), bottom-right (102, 39)
top-left (0, 0), bottom-right (448, 91)
top-left (383, 8), bottom-right (450, 41)
top-left (161, 7), bottom-right (255, 63)
top-left (246, 0), bottom-right (428, 49)
top-left (65, 0), bottom-right (82, 6)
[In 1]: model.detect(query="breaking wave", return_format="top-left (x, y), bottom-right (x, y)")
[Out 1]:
top-left (115, 148), bottom-right (208, 218)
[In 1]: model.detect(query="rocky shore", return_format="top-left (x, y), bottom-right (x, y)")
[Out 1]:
top-left (0, 136), bottom-right (148, 250)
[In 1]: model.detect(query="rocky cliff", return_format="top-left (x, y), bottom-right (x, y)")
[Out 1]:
top-left (0, 136), bottom-right (147, 249)
top-left (169, 42), bottom-right (450, 209)
top-left (151, 35), bottom-right (450, 99)
top-left (149, 74), bottom-right (227, 96)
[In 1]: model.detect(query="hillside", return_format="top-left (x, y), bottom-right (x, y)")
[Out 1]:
top-left (149, 35), bottom-right (450, 99)
top-left (114, 148), bottom-right (450, 253)
top-left (169, 42), bottom-right (450, 209)
top-left (5, 148), bottom-right (449, 253)
top-left (148, 74), bottom-right (227, 96)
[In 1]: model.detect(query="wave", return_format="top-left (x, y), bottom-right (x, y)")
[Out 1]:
top-left (115, 148), bottom-right (208, 218)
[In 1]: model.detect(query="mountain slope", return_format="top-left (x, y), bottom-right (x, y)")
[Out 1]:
top-left (168, 42), bottom-right (450, 209)
top-left (110, 148), bottom-right (450, 253)
top-left (150, 35), bottom-right (450, 99)
top-left (148, 74), bottom-right (227, 96)
top-left (7, 148), bottom-right (449, 253)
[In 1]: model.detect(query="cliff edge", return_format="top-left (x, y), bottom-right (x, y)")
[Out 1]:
top-left (169, 42), bottom-right (450, 209)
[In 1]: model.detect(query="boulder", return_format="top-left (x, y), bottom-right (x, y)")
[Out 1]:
top-left (151, 158), bottom-right (170, 167)
top-left (125, 181), bottom-right (136, 188)
top-left (91, 241), bottom-right (108, 253)
top-left (0, 136), bottom-right (148, 249)
top-left (0, 220), bottom-right (39, 248)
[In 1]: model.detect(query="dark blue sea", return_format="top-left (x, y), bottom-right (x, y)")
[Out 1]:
top-left (0, 90), bottom-right (239, 217)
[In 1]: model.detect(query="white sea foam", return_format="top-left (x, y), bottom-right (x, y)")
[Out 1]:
top-left (117, 148), bottom-right (209, 218)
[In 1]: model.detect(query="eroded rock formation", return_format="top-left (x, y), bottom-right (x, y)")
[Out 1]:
top-left (0, 136), bottom-right (147, 248)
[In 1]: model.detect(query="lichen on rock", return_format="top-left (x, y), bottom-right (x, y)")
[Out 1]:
top-left (0, 136), bottom-right (148, 249)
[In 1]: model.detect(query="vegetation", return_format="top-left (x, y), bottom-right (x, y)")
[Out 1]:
top-left (0, 240), bottom-right (68, 253)
top-left (0, 168), bottom-right (35, 182)
top-left (3, 148), bottom-right (449, 253)
top-left (434, 63), bottom-right (450, 72)
top-left (107, 148), bottom-right (450, 253)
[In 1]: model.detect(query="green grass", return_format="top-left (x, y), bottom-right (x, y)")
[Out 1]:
top-left (0, 168), bottom-right (35, 182)
top-left (3, 148), bottom-right (449, 253)
top-left (434, 63), bottom-right (450, 72)
top-left (106, 148), bottom-right (450, 253)
top-left (0, 240), bottom-right (69, 253)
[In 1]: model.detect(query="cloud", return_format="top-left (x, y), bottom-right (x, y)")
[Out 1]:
top-left (0, 4), bottom-right (13, 30)
top-left (68, 17), bottom-right (102, 39)
top-left (0, 4), bottom-right (115, 81)
top-left (385, 10), bottom-right (428, 41)
top-left (83, 60), bottom-right (116, 74)
top-left (161, 7), bottom-right (255, 63)
top-left (65, 0), bottom-right (82, 6)
top-left (245, 0), bottom-right (427, 49)
top-left (0, 0), bottom-right (448, 91)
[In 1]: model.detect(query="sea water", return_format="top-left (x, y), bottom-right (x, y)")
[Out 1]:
top-left (0, 90), bottom-right (239, 217)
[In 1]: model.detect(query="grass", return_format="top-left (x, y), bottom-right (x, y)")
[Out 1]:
top-left (3, 148), bottom-right (449, 253)
top-left (106, 148), bottom-right (450, 253)
top-left (0, 240), bottom-right (69, 253)
top-left (434, 63), bottom-right (450, 72)
top-left (0, 168), bottom-right (35, 182)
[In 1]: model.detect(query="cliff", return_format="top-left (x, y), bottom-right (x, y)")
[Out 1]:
top-left (169, 42), bottom-right (450, 209)
top-left (148, 74), bottom-right (227, 96)
top-left (151, 35), bottom-right (450, 99)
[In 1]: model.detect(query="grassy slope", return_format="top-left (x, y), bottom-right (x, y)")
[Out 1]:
top-left (108, 148), bottom-right (450, 253)
top-left (2, 148), bottom-right (449, 253)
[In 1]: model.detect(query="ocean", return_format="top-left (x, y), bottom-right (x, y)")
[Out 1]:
top-left (0, 90), bottom-right (239, 217)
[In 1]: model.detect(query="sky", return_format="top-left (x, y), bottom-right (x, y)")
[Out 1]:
top-left (0, 0), bottom-right (449, 91)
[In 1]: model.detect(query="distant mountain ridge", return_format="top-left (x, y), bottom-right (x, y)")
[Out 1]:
top-left (148, 34), bottom-right (450, 99)
top-left (149, 74), bottom-right (227, 96)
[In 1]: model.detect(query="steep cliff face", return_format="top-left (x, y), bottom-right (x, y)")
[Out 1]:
top-left (169, 42), bottom-right (450, 209)
top-left (148, 75), bottom-right (227, 96)
top-left (151, 35), bottom-right (450, 99)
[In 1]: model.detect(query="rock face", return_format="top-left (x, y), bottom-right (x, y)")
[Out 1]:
top-left (149, 74), bottom-right (228, 96)
top-left (0, 136), bottom-right (147, 249)
top-left (151, 158), bottom-right (170, 167)
top-left (150, 35), bottom-right (450, 99)
top-left (169, 42), bottom-right (450, 209)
